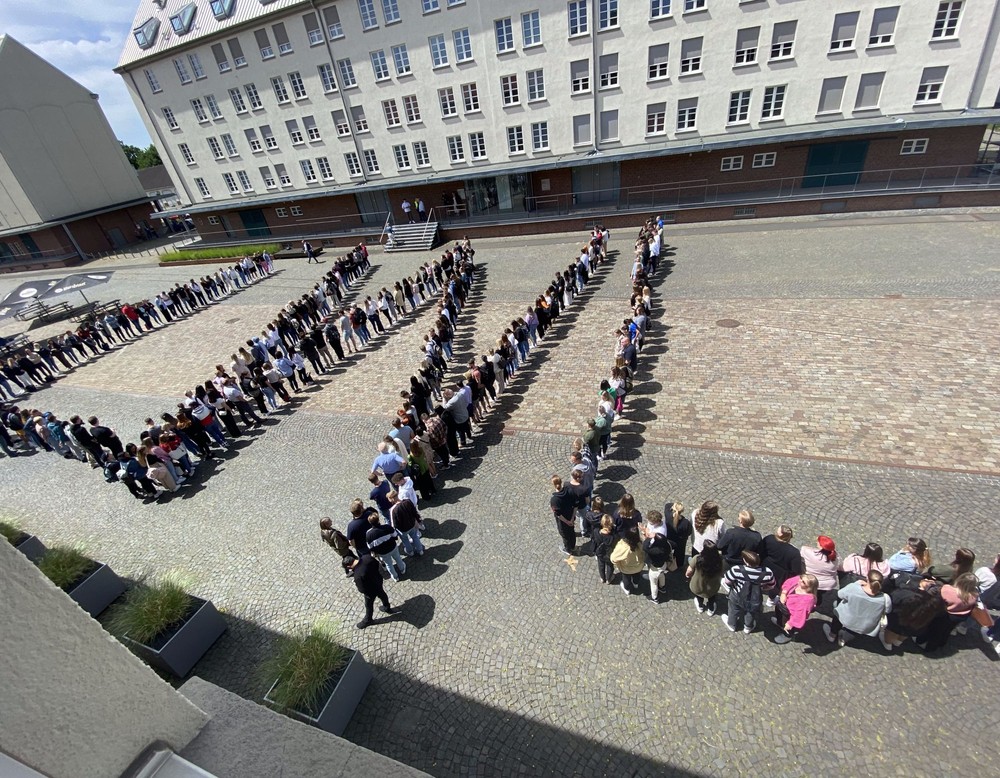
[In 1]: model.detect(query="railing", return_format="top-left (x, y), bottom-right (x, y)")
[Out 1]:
top-left (421, 207), bottom-right (437, 245)
top-left (378, 210), bottom-right (393, 246)
top-left (0, 246), bottom-right (80, 266)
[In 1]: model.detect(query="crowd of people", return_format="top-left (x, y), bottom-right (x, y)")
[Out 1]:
top-left (549, 218), bottom-right (1000, 657)
top-left (324, 230), bottom-right (615, 628)
top-left (0, 253), bottom-right (275, 403)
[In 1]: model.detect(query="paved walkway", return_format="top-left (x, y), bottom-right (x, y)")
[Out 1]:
top-left (2, 215), bottom-right (999, 777)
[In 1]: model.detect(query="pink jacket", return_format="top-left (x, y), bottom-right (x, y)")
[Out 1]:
top-left (781, 576), bottom-right (817, 629)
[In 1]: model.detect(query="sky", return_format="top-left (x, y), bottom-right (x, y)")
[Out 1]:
top-left (0, 0), bottom-right (153, 147)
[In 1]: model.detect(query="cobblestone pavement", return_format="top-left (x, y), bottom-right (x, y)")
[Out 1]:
top-left (2, 215), bottom-right (999, 777)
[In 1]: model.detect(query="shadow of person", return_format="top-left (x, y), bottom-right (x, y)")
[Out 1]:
top-left (394, 593), bottom-right (436, 629)
top-left (419, 518), bottom-right (467, 539)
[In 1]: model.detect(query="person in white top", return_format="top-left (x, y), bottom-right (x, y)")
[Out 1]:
top-left (691, 500), bottom-right (726, 554)
top-left (392, 471), bottom-right (419, 507)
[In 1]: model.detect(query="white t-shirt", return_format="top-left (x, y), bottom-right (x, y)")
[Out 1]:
top-left (691, 510), bottom-right (726, 553)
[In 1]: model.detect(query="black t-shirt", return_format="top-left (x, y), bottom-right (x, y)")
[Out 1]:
top-left (718, 527), bottom-right (763, 566)
top-left (757, 535), bottom-right (803, 585)
top-left (550, 488), bottom-right (576, 520)
top-left (347, 508), bottom-right (377, 552)
top-left (90, 425), bottom-right (117, 447)
top-left (69, 422), bottom-right (96, 447)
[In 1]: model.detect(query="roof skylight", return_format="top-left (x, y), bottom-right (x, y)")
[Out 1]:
top-left (170, 3), bottom-right (198, 35)
top-left (134, 18), bottom-right (160, 49)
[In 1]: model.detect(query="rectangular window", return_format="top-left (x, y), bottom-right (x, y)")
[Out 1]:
top-left (255, 29), bottom-right (274, 60)
top-left (391, 44), bottom-right (411, 75)
top-left (163, 106), bottom-right (179, 129)
top-left (271, 76), bottom-right (290, 104)
top-left (363, 149), bottom-right (380, 173)
top-left (276, 207), bottom-right (288, 218)
top-left (573, 114), bottom-right (591, 145)
top-left (818, 76), bottom-right (847, 113)
top-left (869, 7), bottom-right (898, 46)
top-left (676, 97), bottom-right (697, 130)
top-left (599, 109), bottom-right (619, 141)
top-left (501, 75), bottom-right (520, 106)
top-left (304, 12), bottom-right (324, 45)
top-left (174, 58), bottom-right (192, 84)
top-left (393, 144), bottom-right (411, 170)
top-left (770, 21), bottom-right (796, 60)
top-left (720, 155), bottom-right (743, 172)
top-left (260, 166), bottom-right (276, 188)
top-left (447, 135), bottom-right (465, 162)
top-left (237, 170), bottom-right (253, 191)
top-left (752, 152), bottom-right (776, 168)
top-left (352, 106), bottom-right (369, 133)
top-left (507, 125), bottom-right (525, 153)
top-left (403, 95), bottom-right (421, 123)
top-left (371, 50), bottom-right (390, 80)
top-left (646, 103), bottom-right (666, 135)
top-left (901, 138), bottom-right (929, 155)
top-left (429, 34), bottom-right (449, 67)
top-left (680, 37), bottom-right (703, 74)
top-left (916, 66), bottom-right (947, 103)
top-left (195, 177), bottom-right (211, 197)
top-left (439, 87), bottom-right (457, 116)
top-left (262, 125), bottom-right (278, 149)
top-left (358, 0), bottom-right (379, 30)
top-left (761, 84), bottom-right (786, 119)
top-left (275, 164), bottom-right (291, 186)
top-left (527, 69), bottom-right (545, 101)
top-left (319, 63), bottom-right (337, 93)
top-left (454, 29), bottom-right (473, 61)
top-left (286, 120), bottom-right (304, 144)
top-left (684, 0), bottom-right (706, 9)
top-left (651, 0), bottom-right (671, 17)
top-left (932, 1), bottom-right (962, 39)
top-left (179, 143), bottom-right (194, 164)
top-left (207, 215), bottom-right (221, 224)
top-left (423, 0), bottom-right (440, 12)
top-left (599, 0), bottom-right (618, 29)
top-left (522, 11), bottom-right (541, 46)
top-left (495, 18), bottom-right (514, 53)
top-left (223, 172), bottom-right (239, 194)
top-left (599, 54), bottom-right (618, 89)
top-left (469, 131), bottom-right (487, 159)
top-left (531, 121), bottom-right (549, 150)
top-left (461, 82), bottom-right (480, 112)
top-left (830, 11), bottom-right (859, 50)
top-left (338, 59), bottom-right (357, 88)
top-left (300, 159), bottom-right (318, 182)
top-left (245, 129), bottom-right (262, 152)
top-left (303, 116), bottom-right (321, 141)
top-left (571, 59), bottom-right (591, 93)
top-left (273, 23), bottom-right (293, 54)
top-left (221, 133), bottom-right (238, 156)
top-left (317, 156), bottom-right (334, 179)
top-left (383, 98), bottom-right (402, 127)
top-left (206, 94), bottom-right (222, 119)
top-left (346, 151), bottom-right (363, 176)
top-left (225, 38), bottom-right (245, 69)
top-left (323, 6), bottom-right (344, 39)
top-left (245, 83), bottom-right (263, 110)
top-left (382, 0), bottom-right (401, 24)
top-left (855, 72), bottom-right (885, 109)
top-left (735, 27), bottom-right (759, 65)
top-left (648, 43), bottom-right (669, 80)
top-left (568, 0), bottom-right (589, 36)
top-left (212, 43), bottom-right (230, 73)
top-left (145, 68), bottom-right (162, 93)
top-left (290, 206), bottom-right (303, 216)
top-left (228, 88), bottom-right (247, 113)
top-left (191, 98), bottom-right (208, 122)
top-left (333, 110), bottom-right (350, 136)
top-left (289, 71), bottom-right (307, 99)
top-left (413, 140), bottom-right (431, 167)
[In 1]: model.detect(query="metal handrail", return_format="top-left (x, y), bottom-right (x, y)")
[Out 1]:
top-left (377, 210), bottom-right (393, 246)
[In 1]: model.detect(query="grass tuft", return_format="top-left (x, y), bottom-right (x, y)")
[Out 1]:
top-left (160, 243), bottom-right (282, 262)
top-left (262, 617), bottom-right (350, 715)
top-left (110, 571), bottom-right (193, 645)
top-left (38, 546), bottom-right (94, 590)
top-left (0, 520), bottom-right (23, 544)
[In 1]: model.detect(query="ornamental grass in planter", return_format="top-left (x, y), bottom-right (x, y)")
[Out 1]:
top-left (37, 546), bottom-right (95, 590)
top-left (1, 519), bottom-right (46, 562)
top-left (110, 572), bottom-right (192, 644)
top-left (38, 545), bottom-right (126, 617)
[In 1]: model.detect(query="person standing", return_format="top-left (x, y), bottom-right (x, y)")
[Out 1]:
top-left (401, 198), bottom-right (415, 224)
top-left (388, 489), bottom-right (425, 557)
top-left (342, 554), bottom-right (394, 629)
top-left (721, 550), bottom-right (775, 634)
top-left (417, 197), bottom-right (427, 221)
top-left (366, 511), bottom-right (406, 582)
top-left (758, 524), bottom-right (804, 607)
top-left (550, 474), bottom-right (577, 555)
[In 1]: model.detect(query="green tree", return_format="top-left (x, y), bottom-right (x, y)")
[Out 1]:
top-left (120, 141), bottom-right (162, 169)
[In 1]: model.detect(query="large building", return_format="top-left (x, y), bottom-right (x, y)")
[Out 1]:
top-left (0, 36), bottom-right (156, 269)
top-left (117, 0), bottom-right (1000, 243)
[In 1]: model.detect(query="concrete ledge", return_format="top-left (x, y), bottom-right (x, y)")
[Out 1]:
top-left (178, 677), bottom-right (429, 778)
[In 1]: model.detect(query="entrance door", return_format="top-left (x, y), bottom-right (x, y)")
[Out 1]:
top-left (355, 189), bottom-right (391, 225)
top-left (572, 162), bottom-right (620, 204)
top-left (19, 234), bottom-right (42, 258)
top-left (108, 228), bottom-right (127, 249)
top-left (239, 209), bottom-right (273, 239)
top-left (219, 215), bottom-right (236, 239)
top-left (802, 140), bottom-right (869, 188)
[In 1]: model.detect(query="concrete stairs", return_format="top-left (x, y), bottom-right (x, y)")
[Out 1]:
top-left (383, 220), bottom-right (439, 252)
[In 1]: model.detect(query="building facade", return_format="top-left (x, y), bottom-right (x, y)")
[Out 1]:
top-left (117, 0), bottom-right (1000, 243)
top-left (0, 36), bottom-right (156, 268)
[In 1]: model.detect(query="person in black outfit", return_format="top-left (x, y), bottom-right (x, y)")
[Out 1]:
top-left (664, 502), bottom-right (692, 571)
top-left (343, 553), bottom-right (394, 629)
top-left (757, 524), bottom-right (804, 605)
top-left (717, 510), bottom-right (763, 568)
top-left (346, 498), bottom-right (378, 555)
top-left (550, 474), bottom-right (578, 555)
top-left (68, 415), bottom-right (105, 465)
top-left (88, 416), bottom-right (124, 457)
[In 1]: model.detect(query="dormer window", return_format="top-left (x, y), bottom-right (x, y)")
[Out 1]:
top-left (134, 18), bottom-right (160, 49)
top-left (170, 3), bottom-right (197, 35)
top-left (211, 0), bottom-right (236, 19)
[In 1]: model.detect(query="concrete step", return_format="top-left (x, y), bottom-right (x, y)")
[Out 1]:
top-left (384, 221), bottom-right (439, 252)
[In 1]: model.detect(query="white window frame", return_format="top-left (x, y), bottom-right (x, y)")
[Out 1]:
top-left (676, 98), bottom-right (697, 131)
top-left (237, 170), bottom-right (253, 191)
top-left (495, 17), bottom-right (515, 53)
top-left (383, 99), bottom-right (402, 127)
top-left (271, 76), bottom-right (290, 104)
top-left (720, 155), bottom-right (744, 172)
top-left (645, 103), bottom-right (666, 136)
top-left (900, 138), bottom-right (929, 155)
top-left (650, 0), bottom-right (672, 19)
top-left (245, 83), bottom-right (263, 110)
top-left (393, 144), bottom-right (412, 170)
top-left (752, 152), bottom-right (776, 168)
top-left (345, 152), bottom-right (363, 176)
top-left (684, 0), bottom-right (706, 13)
top-left (363, 148), bottom-right (379, 174)
top-left (522, 11), bottom-right (542, 46)
top-left (461, 82), bottom-right (480, 113)
top-left (531, 121), bottom-right (549, 151)
top-left (430, 34), bottom-right (449, 67)
top-left (761, 84), bottom-right (786, 120)
top-left (358, 0), bottom-right (379, 30)
top-left (403, 95), bottom-right (421, 124)
top-left (163, 107), bottom-right (179, 129)
top-left (392, 44), bottom-right (411, 75)
top-left (680, 37), bottom-right (703, 75)
top-left (288, 71), bottom-right (307, 100)
top-left (439, 87), bottom-right (457, 117)
top-left (319, 63), bottom-right (337, 93)
top-left (221, 133), bottom-right (238, 156)
top-left (275, 207), bottom-right (288, 218)
top-left (413, 141), bottom-right (431, 167)
top-left (371, 50), bottom-right (390, 81)
top-left (932, 1), bottom-right (962, 40)
top-left (507, 125), bottom-right (525, 154)
top-left (205, 94), bottom-right (222, 119)
top-left (454, 29), bottom-right (474, 62)
top-left (916, 67), bottom-right (947, 103)
top-left (867, 7), bottom-right (898, 47)
top-left (317, 157), bottom-right (333, 180)
top-left (179, 143), bottom-right (194, 164)
top-left (195, 177), bottom-right (211, 197)
top-left (290, 205), bottom-right (304, 216)
top-left (770, 21), bottom-right (796, 61)
top-left (527, 69), bottom-right (545, 101)
top-left (598, 0), bottom-right (619, 30)
top-left (382, 0), bottom-right (401, 24)
top-left (728, 89), bottom-right (751, 125)
top-left (469, 131), bottom-right (487, 160)
top-left (447, 135), bottom-right (465, 162)
top-left (191, 98), bottom-right (208, 123)
top-left (501, 75), bottom-right (520, 106)
top-left (174, 58), bottom-right (192, 84)
top-left (223, 172), bottom-right (240, 194)
top-left (571, 59), bottom-right (591, 93)
top-left (208, 137), bottom-right (224, 159)
top-left (830, 11), bottom-right (859, 52)
top-left (338, 59), bottom-right (357, 88)
top-left (568, 0), bottom-right (589, 37)
top-left (598, 54), bottom-right (618, 89)
top-left (145, 69), bottom-right (162, 93)
top-left (300, 159), bottom-right (318, 183)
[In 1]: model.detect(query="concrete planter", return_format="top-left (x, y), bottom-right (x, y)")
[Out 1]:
top-left (125, 597), bottom-right (226, 678)
top-left (14, 534), bottom-right (46, 563)
top-left (264, 650), bottom-right (372, 736)
top-left (68, 563), bottom-right (126, 618)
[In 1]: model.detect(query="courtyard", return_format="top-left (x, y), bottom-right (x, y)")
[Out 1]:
top-left (2, 208), bottom-right (1000, 776)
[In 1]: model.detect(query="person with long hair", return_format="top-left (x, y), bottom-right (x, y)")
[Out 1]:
top-left (879, 579), bottom-right (946, 651)
top-left (611, 527), bottom-right (646, 595)
top-left (686, 540), bottom-right (724, 615)
top-left (925, 548), bottom-right (975, 583)
top-left (838, 542), bottom-right (891, 582)
top-left (664, 501), bottom-right (691, 571)
top-left (592, 514), bottom-right (617, 585)
top-left (759, 524), bottom-right (803, 607)
top-left (612, 493), bottom-right (642, 533)
top-left (824, 570), bottom-right (891, 647)
top-left (772, 574), bottom-right (819, 645)
top-left (888, 537), bottom-right (932, 574)
top-left (801, 535), bottom-right (839, 616)
top-left (691, 500), bottom-right (726, 555)
top-left (912, 573), bottom-right (981, 652)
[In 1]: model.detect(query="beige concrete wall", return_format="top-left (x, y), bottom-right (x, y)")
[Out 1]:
top-left (0, 540), bottom-right (207, 778)
top-left (0, 36), bottom-right (147, 227)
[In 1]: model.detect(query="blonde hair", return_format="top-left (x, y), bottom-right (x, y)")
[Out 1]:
top-left (600, 514), bottom-right (614, 532)
top-left (738, 509), bottom-right (755, 528)
top-left (776, 525), bottom-right (793, 542)
top-left (799, 574), bottom-right (819, 594)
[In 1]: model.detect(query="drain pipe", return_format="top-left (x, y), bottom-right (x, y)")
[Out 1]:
top-left (590, 2), bottom-right (599, 152)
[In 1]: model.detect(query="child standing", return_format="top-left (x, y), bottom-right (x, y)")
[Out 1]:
top-left (772, 574), bottom-right (819, 644)
top-left (722, 550), bottom-right (775, 634)
top-left (592, 514), bottom-right (616, 585)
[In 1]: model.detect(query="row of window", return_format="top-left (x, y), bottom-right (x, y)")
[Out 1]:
top-left (714, 139), bottom-right (929, 173)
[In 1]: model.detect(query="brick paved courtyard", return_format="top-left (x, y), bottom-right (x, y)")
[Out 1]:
top-left (2, 210), bottom-right (999, 777)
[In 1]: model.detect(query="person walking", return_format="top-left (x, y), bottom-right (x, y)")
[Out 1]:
top-left (342, 554), bottom-right (394, 629)
top-left (303, 240), bottom-right (319, 264)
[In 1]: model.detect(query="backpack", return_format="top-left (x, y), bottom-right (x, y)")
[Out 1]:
top-left (731, 573), bottom-right (763, 612)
